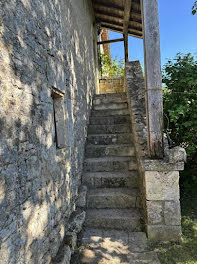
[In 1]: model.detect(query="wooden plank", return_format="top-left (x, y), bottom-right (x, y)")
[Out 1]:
top-left (97, 38), bottom-right (124, 45)
top-left (141, 0), bottom-right (164, 158)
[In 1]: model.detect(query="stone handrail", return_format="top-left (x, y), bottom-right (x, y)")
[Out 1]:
top-left (124, 61), bottom-right (186, 242)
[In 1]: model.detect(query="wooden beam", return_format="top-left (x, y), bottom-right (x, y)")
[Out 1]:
top-left (141, 0), bottom-right (164, 158)
top-left (93, 1), bottom-right (124, 12)
top-left (94, 11), bottom-right (142, 27)
top-left (101, 24), bottom-right (143, 38)
top-left (97, 18), bottom-right (142, 34)
top-left (93, 1), bottom-right (141, 16)
top-left (123, 0), bottom-right (132, 35)
top-left (97, 38), bottom-right (124, 45)
top-left (96, 18), bottom-right (123, 27)
top-left (94, 9), bottom-right (124, 20)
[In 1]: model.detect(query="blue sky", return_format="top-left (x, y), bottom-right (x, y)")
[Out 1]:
top-left (109, 0), bottom-right (197, 69)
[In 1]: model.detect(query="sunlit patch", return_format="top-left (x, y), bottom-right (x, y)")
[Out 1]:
top-left (27, 202), bottom-right (48, 239)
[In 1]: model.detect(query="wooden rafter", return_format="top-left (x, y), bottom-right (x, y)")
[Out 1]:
top-left (93, 0), bottom-right (141, 13)
top-left (101, 24), bottom-right (142, 39)
top-left (97, 38), bottom-right (124, 45)
top-left (92, 0), bottom-right (143, 39)
top-left (95, 11), bottom-right (142, 27)
top-left (97, 19), bottom-right (142, 35)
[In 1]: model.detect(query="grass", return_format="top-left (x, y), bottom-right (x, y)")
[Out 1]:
top-left (153, 169), bottom-right (197, 264)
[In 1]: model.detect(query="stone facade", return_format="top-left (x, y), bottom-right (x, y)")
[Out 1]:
top-left (0, 0), bottom-right (97, 263)
top-left (125, 61), bottom-right (186, 242)
top-left (99, 78), bottom-right (125, 94)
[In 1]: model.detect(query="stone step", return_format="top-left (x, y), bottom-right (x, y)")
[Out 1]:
top-left (85, 144), bottom-right (135, 158)
top-left (88, 124), bottom-right (131, 134)
top-left (87, 133), bottom-right (133, 145)
top-left (84, 208), bottom-right (142, 231)
top-left (89, 115), bottom-right (130, 125)
top-left (93, 102), bottom-right (128, 111)
top-left (77, 231), bottom-right (160, 264)
top-left (77, 228), bottom-right (151, 264)
top-left (91, 109), bottom-right (129, 117)
top-left (82, 171), bottom-right (139, 188)
top-left (87, 188), bottom-right (141, 209)
top-left (93, 92), bottom-right (127, 104)
top-left (84, 157), bottom-right (137, 172)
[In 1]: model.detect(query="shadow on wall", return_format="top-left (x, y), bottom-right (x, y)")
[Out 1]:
top-left (0, 0), bottom-right (95, 263)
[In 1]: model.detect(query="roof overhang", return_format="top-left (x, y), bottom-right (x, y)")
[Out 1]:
top-left (92, 0), bottom-right (143, 39)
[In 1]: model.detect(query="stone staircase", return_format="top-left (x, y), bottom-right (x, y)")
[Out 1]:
top-left (72, 93), bottom-right (161, 264)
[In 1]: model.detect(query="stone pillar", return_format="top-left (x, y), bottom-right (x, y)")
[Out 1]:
top-left (143, 165), bottom-right (182, 241)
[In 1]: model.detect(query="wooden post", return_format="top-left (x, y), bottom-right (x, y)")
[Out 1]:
top-left (141, 0), bottom-right (164, 158)
top-left (124, 34), bottom-right (129, 62)
top-left (123, 0), bottom-right (132, 62)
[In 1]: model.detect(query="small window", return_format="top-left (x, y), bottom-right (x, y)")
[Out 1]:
top-left (52, 87), bottom-right (66, 149)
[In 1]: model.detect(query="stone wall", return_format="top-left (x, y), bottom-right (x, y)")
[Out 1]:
top-left (0, 0), bottom-right (97, 263)
top-left (99, 78), bottom-right (125, 94)
top-left (125, 61), bottom-right (186, 242)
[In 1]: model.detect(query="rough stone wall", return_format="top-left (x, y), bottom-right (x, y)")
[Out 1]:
top-left (125, 61), bottom-right (186, 242)
top-left (99, 78), bottom-right (125, 94)
top-left (0, 0), bottom-right (97, 263)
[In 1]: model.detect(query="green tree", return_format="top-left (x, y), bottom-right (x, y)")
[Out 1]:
top-left (192, 1), bottom-right (197, 15)
top-left (163, 53), bottom-right (197, 162)
top-left (99, 53), bottom-right (125, 78)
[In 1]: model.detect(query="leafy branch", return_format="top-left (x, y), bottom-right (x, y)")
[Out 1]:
top-left (99, 53), bottom-right (125, 78)
top-left (192, 1), bottom-right (197, 15)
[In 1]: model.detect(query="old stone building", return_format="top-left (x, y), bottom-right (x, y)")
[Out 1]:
top-left (0, 0), bottom-right (186, 264)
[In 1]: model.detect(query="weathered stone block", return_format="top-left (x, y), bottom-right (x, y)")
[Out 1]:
top-left (145, 171), bottom-right (180, 200)
top-left (76, 185), bottom-right (87, 208)
top-left (169, 146), bottom-right (187, 163)
top-left (69, 211), bottom-right (86, 234)
top-left (146, 201), bottom-right (163, 224)
top-left (164, 200), bottom-right (181, 225)
top-left (128, 251), bottom-right (161, 264)
top-left (65, 232), bottom-right (77, 253)
top-left (147, 225), bottom-right (181, 242)
top-left (53, 245), bottom-right (71, 264)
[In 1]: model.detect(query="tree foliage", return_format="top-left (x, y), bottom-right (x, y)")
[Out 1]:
top-left (99, 53), bottom-right (125, 78)
top-left (192, 1), bottom-right (197, 15)
top-left (163, 53), bottom-right (197, 162)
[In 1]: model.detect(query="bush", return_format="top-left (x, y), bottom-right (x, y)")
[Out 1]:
top-left (163, 53), bottom-right (197, 163)
top-left (99, 53), bottom-right (125, 78)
